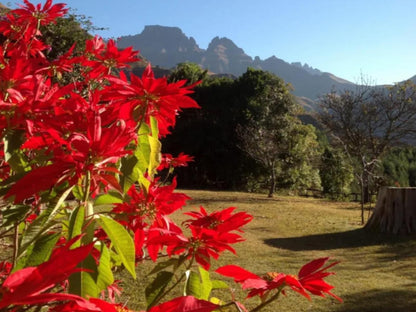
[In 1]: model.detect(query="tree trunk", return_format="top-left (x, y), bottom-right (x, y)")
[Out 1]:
top-left (365, 187), bottom-right (416, 234)
top-left (268, 168), bottom-right (276, 198)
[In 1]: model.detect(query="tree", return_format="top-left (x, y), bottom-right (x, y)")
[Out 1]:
top-left (40, 14), bottom-right (93, 60)
top-left (319, 80), bottom-right (416, 223)
top-left (238, 115), bottom-right (321, 197)
top-left (162, 74), bottom-right (250, 189)
top-left (236, 68), bottom-right (320, 197)
top-left (277, 121), bottom-right (322, 193)
top-left (381, 146), bottom-right (416, 187)
top-left (168, 62), bottom-right (208, 85)
top-left (320, 147), bottom-right (354, 199)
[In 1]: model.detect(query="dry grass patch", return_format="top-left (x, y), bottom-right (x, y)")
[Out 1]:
top-left (120, 190), bottom-right (416, 312)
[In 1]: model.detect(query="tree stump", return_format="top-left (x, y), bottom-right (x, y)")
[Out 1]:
top-left (365, 187), bottom-right (416, 234)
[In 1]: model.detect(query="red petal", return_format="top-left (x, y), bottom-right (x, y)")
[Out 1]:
top-left (298, 257), bottom-right (329, 279)
top-left (148, 296), bottom-right (219, 312)
top-left (216, 265), bottom-right (261, 284)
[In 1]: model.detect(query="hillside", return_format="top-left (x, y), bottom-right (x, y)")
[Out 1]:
top-left (117, 25), bottom-right (355, 101)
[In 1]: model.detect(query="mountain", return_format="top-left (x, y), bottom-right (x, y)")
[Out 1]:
top-left (117, 26), bottom-right (204, 68)
top-left (116, 25), bottom-right (353, 103)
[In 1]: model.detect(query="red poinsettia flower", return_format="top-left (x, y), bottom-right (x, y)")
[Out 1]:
top-left (146, 220), bottom-right (244, 269)
top-left (157, 152), bottom-right (194, 170)
top-left (0, 57), bottom-right (35, 104)
top-left (215, 265), bottom-right (305, 298)
top-left (185, 227), bottom-right (244, 270)
top-left (184, 206), bottom-right (253, 233)
top-left (36, 44), bottom-right (76, 78)
top-left (0, 238), bottom-right (93, 309)
top-left (6, 114), bottom-right (136, 203)
top-left (217, 258), bottom-right (342, 301)
top-left (112, 178), bottom-right (190, 232)
top-left (84, 37), bottom-right (139, 75)
top-left (297, 257), bottom-right (343, 302)
top-left (105, 64), bottom-right (200, 136)
top-left (14, 0), bottom-right (68, 26)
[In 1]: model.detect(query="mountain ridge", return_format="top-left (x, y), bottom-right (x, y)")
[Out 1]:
top-left (116, 25), bottom-right (412, 105)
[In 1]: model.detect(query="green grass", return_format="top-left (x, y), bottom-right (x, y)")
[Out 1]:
top-left (120, 190), bottom-right (416, 312)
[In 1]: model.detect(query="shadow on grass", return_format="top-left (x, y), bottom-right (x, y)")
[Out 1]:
top-left (188, 195), bottom-right (284, 205)
top-left (335, 288), bottom-right (416, 312)
top-left (264, 228), bottom-right (416, 251)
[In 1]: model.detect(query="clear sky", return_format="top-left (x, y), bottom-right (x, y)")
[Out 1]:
top-left (15, 0), bottom-right (416, 84)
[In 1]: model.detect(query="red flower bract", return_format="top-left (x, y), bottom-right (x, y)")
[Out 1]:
top-left (298, 257), bottom-right (343, 302)
top-left (147, 296), bottom-right (219, 312)
top-left (158, 152), bottom-right (194, 170)
top-left (184, 206), bottom-right (253, 233)
top-left (106, 64), bottom-right (200, 136)
top-left (216, 258), bottom-right (342, 301)
top-left (14, 0), bottom-right (68, 26)
top-left (0, 238), bottom-right (93, 309)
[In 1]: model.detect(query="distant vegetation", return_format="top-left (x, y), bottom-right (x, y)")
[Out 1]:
top-left (162, 63), bottom-right (416, 204)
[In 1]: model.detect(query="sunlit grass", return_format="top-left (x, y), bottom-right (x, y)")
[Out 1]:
top-left (120, 190), bottom-right (416, 312)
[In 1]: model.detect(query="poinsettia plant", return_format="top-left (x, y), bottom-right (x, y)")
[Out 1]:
top-left (0, 1), bottom-right (341, 311)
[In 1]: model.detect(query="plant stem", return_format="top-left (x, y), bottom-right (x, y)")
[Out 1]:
top-left (83, 171), bottom-right (91, 216)
top-left (249, 289), bottom-right (282, 312)
top-left (12, 223), bottom-right (18, 268)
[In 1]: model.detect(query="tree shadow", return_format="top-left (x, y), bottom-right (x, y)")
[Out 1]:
top-left (335, 288), bottom-right (416, 312)
top-left (264, 228), bottom-right (416, 251)
top-left (187, 195), bottom-right (284, 205)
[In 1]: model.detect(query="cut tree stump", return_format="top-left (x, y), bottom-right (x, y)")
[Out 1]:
top-left (365, 187), bottom-right (416, 234)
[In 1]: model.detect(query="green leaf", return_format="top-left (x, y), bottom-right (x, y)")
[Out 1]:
top-left (185, 270), bottom-right (201, 298)
top-left (15, 232), bottom-right (60, 271)
top-left (25, 232), bottom-right (60, 267)
top-left (211, 280), bottom-right (229, 290)
top-left (94, 191), bottom-right (123, 205)
top-left (96, 242), bottom-right (114, 292)
top-left (0, 204), bottom-right (31, 228)
top-left (3, 129), bottom-right (29, 173)
top-left (149, 115), bottom-right (159, 139)
top-left (67, 205), bottom-right (85, 248)
top-left (120, 120), bottom-right (160, 191)
top-left (136, 122), bottom-right (151, 172)
top-left (120, 154), bottom-right (142, 193)
top-left (185, 267), bottom-right (212, 300)
top-left (72, 184), bottom-right (84, 200)
top-left (82, 217), bottom-right (96, 246)
top-left (198, 267), bottom-right (213, 300)
top-left (145, 271), bottom-right (174, 308)
top-left (69, 254), bottom-right (99, 298)
top-left (120, 122), bottom-right (151, 192)
top-left (147, 116), bottom-right (161, 178)
top-left (98, 215), bottom-right (136, 279)
top-left (19, 187), bottom-right (73, 256)
top-left (13, 244), bottom-right (34, 272)
top-left (148, 135), bottom-right (161, 178)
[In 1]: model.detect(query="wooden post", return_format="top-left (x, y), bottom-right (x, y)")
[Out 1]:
top-left (365, 187), bottom-right (416, 234)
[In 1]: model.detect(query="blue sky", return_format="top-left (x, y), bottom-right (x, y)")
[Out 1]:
top-left (17, 0), bottom-right (416, 84)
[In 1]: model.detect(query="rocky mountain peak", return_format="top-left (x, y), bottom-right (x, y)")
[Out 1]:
top-left (117, 25), bottom-right (203, 68)
top-left (117, 25), bottom-right (356, 101)
top-left (291, 62), bottom-right (322, 76)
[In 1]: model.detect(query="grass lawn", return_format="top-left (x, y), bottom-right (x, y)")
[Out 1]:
top-left (120, 190), bottom-right (416, 312)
